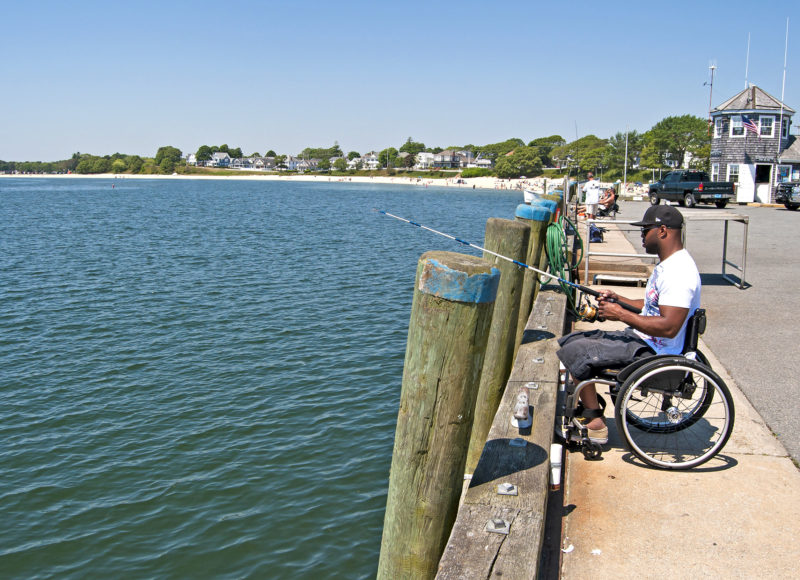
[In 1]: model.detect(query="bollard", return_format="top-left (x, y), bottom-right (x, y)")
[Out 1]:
top-left (378, 250), bottom-right (501, 580)
top-left (465, 218), bottom-right (530, 474)
top-left (530, 197), bottom-right (558, 218)
top-left (513, 204), bottom-right (552, 350)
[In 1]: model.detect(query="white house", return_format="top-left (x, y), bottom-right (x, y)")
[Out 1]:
top-left (362, 152), bottom-right (380, 170)
top-left (415, 152), bottom-right (435, 170)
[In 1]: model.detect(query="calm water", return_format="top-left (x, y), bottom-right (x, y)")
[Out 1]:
top-left (0, 177), bottom-right (518, 578)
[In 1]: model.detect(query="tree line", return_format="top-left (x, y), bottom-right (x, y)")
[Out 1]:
top-left (1, 114), bottom-right (710, 179)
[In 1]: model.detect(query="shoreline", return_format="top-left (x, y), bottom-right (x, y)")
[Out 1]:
top-left (0, 172), bottom-right (564, 193)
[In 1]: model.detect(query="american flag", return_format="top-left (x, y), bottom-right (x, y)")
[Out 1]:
top-left (742, 115), bottom-right (760, 135)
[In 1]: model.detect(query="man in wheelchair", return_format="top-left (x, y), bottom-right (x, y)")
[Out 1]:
top-left (556, 205), bottom-right (701, 444)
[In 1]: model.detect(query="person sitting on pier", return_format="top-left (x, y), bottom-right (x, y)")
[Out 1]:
top-left (598, 187), bottom-right (618, 216)
top-left (556, 205), bottom-right (701, 443)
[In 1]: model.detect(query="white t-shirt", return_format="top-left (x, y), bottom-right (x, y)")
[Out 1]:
top-left (634, 248), bottom-right (701, 355)
top-left (582, 179), bottom-right (602, 205)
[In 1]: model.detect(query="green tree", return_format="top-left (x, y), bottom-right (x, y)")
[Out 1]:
top-left (155, 146), bottom-right (182, 166)
top-left (347, 151), bottom-right (360, 160)
top-left (127, 155), bottom-right (144, 173)
top-left (275, 154), bottom-right (287, 169)
top-left (317, 158), bottom-right (331, 171)
top-left (229, 147), bottom-right (243, 159)
top-left (111, 159), bottom-right (127, 173)
top-left (399, 137), bottom-right (426, 156)
top-left (266, 149), bottom-right (277, 157)
top-left (527, 135), bottom-right (566, 167)
top-left (196, 145), bottom-right (213, 163)
top-left (402, 153), bottom-right (417, 168)
top-left (551, 135), bottom-right (608, 175)
top-left (379, 147), bottom-right (399, 168)
top-left (302, 143), bottom-right (344, 159)
top-left (474, 138), bottom-right (525, 159)
top-left (93, 157), bottom-right (112, 173)
top-left (604, 131), bottom-right (643, 177)
top-left (333, 158), bottom-right (348, 171)
top-left (493, 147), bottom-right (543, 178)
top-left (643, 115), bottom-right (708, 170)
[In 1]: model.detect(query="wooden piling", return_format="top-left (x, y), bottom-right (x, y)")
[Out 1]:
top-left (513, 205), bottom-right (552, 350)
top-left (466, 219), bottom-right (530, 474)
top-left (378, 251), bottom-right (501, 580)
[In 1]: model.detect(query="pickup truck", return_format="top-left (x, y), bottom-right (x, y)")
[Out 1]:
top-left (775, 180), bottom-right (800, 211)
top-left (648, 170), bottom-right (735, 208)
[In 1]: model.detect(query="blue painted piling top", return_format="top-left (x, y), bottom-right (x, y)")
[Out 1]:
top-left (418, 255), bottom-right (501, 304)
top-left (515, 204), bottom-right (552, 222)
top-left (531, 199), bottom-right (559, 213)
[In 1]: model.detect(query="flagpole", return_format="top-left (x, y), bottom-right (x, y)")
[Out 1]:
top-left (778, 18), bottom-right (789, 157)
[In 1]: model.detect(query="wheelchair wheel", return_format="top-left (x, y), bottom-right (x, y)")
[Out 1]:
top-left (621, 352), bottom-right (714, 433)
top-left (614, 358), bottom-right (734, 469)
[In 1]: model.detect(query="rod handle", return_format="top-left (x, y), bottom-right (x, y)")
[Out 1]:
top-left (578, 285), bottom-right (640, 314)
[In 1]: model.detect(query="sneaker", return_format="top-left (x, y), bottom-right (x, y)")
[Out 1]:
top-left (586, 424), bottom-right (608, 445)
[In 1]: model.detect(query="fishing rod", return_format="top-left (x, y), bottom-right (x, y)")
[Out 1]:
top-left (375, 209), bottom-right (641, 315)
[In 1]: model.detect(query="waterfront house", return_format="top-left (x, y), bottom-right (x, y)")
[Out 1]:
top-left (208, 152), bottom-right (232, 167)
top-left (186, 153), bottom-right (197, 166)
top-left (468, 154), bottom-right (493, 169)
top-left (254, 157), bottom-right (276, 170)
top-left (362, 152), bottom-right (380, 170)
top-left (415, 152), bottom-right (435, 170)
top-left (296, 158), bottom-right (320, 172)
top-left (433, 150), bottom-right (458, 169)
top-left (710, 85), bottom-right (796, 202)
top-left (284, 155), bottom-right (300, 171)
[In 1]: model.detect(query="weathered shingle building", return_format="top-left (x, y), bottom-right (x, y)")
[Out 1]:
top-left (710, 85), bottom-right (796, 203)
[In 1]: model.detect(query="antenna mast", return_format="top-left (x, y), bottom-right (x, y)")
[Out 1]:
top-left (707, 63), bottom-right (717, 135)
top-left (744, 32), bottom-right (751, 88)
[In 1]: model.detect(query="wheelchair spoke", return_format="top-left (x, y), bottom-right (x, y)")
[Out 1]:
top-left (615, 359), bottom-right (734, 469)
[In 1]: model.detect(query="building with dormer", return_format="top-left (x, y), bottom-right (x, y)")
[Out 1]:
top-left (710, 85), bottom-right (796, 203)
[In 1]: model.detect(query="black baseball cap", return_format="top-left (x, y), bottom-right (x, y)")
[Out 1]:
top-left (631, 205), bottom-right (684, 229)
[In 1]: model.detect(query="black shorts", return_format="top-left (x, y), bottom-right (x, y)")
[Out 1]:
top-left (556, 328), bottom-right (656, 381)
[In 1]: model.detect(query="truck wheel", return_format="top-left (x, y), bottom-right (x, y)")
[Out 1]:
top-left (785, 203), bottom-right (799, 211)
top-left (715, 201), bottom-right (728, 209)
top-left (684, 193), bottom-right (697, 208)
top-left (649, 194), bottom-right (660, 206)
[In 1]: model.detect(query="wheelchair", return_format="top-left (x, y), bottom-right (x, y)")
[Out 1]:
top-left (556, 309), bottom-right (735, 470)
top-left (596, 200), bottom-right (619, 219)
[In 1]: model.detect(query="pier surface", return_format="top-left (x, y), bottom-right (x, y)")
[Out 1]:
top-left (560, 217), bottom-right (800, 578)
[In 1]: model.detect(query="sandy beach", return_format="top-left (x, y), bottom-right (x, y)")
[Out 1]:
top-left (0, 172), bottom-right (566, 193)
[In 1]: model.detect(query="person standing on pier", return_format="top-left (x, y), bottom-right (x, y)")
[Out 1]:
top-left (581, 172), bottom-right (602, 221)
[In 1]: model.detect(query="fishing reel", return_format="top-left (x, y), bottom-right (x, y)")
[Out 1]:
top-left (577, 296), bottom-right (604, 323)
top-left (578, 302), bottom-right (599, 322)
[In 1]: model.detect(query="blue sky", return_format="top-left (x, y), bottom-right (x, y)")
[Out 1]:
top-left (1, 0), bottom-right (797, 161)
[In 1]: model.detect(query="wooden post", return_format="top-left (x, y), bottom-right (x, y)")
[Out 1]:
top-left (513, 204), bottom-right (552, 350)
top-left (465, 218), bottom-right (530, 474)
top-left (378, 251), bottom-right (501, 580)
top-left (530, 198), bottom-right (558, 217)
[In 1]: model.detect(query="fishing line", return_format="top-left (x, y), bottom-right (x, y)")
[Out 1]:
top-left (375, 209), bottom-right (640, 314)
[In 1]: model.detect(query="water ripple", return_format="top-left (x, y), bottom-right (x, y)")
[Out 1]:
top-left (0, 177), bottom-right (518, 578)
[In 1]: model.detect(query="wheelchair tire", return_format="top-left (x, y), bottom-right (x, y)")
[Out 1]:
top-left (614, 357), bottom-right (734, 470)
top-left (621, 351), bottom-right (714, 433)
